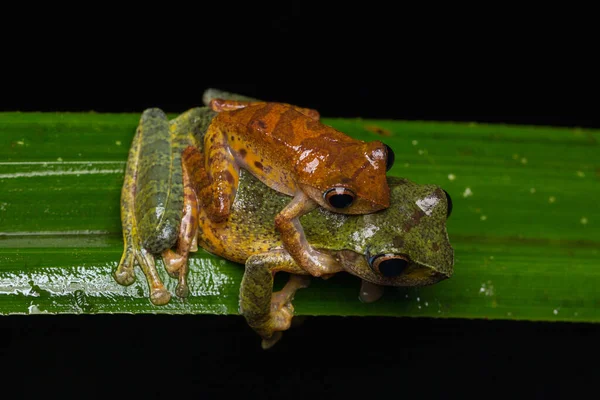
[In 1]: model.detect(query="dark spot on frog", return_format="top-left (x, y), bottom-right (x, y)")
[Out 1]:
top-left (231, 135), bottom-right (235, 141)
top-left (239, 148), bottom-right (247, 158)
top-left (251, 120), bottom-right (268, 131)
top-left (431, 242), bottom-right (440, 252)
top-left (364, 125), bottom-right (392, 137)
top-left (255, 161), bottom-right (264, 170)
top-left (402, 209), bottom-right (426, 233)
top-left (222, 170), bottom-right (235, 184)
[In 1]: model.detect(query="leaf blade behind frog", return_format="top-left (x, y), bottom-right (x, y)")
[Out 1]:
top-left (1, 112), bottom-right (599, 323)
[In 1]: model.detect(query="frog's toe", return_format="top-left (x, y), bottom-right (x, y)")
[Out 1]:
top-left (358, 280), bottom-right (385, 304)
top-left (189, 237), bottom-right (198, 253)
top-left (150, 288), bottom-right (171, 306)
top-left (114, 269), bottom-right (136, 286)
top-left (163, 250), bottom-right (184, 278)
top-left (114, 251), bottom-right (136, 286)
top-left (269, 302), bottom-right (295, 333)
top-left (261, 331), bottom-right (283, 350)
top-left (176, 282), bottom-right (189, 298)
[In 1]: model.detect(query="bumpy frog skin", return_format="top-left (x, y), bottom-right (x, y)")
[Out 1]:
top-left (115, 106), bottom-right (217, 304)
top-left (185, 146), bottom-right (453, 349)
top-left (115, 89), bottom-right (454, 348)
top-left (201, 95), bottom-right (395, 279)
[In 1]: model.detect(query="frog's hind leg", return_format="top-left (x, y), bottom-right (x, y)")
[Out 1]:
top-left (201, 88), bottom-right (321, 120)
top-left (209, 98), bottom-right (320, 120)
top-left (239, 250), bottom-right (311, 350)
top-left (202, 88), bottom-right (261, 106)
top-left (162, 146), bottom-right (204, 298)
top-left (115, 121), bottom-right (143, 287)
top-left (115, 110), bottom-right (171, 305)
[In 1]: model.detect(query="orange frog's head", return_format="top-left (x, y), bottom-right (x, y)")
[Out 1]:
top-left (296, 139), bottom-right (395, 214)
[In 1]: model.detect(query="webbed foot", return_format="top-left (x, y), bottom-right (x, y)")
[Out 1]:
top-left (240, 252), bottom-right (312, 348)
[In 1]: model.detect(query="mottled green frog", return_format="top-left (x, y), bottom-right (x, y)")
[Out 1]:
top-left (115, 90), bottom-right (454, 348)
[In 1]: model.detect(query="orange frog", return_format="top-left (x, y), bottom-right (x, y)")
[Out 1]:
top-left (201, 97), bottom-right (395, 277)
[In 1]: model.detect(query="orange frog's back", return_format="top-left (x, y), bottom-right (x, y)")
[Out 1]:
top-left (210, 101), bottom-right (392, 213)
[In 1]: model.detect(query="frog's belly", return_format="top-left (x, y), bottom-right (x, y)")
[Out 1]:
top-left (196, 220), bottom-right (282, 265)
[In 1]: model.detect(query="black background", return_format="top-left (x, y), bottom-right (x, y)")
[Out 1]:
top-left (2, 7), bottom-right (599, 399)
top-left (5, 81), bottom-right (600, 129)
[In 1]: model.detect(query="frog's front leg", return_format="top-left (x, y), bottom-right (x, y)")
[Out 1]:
top-left (275, 191), bottom-right (344, 277)
top-left (239, 250), bottom-right (313, 350)
top-left (161, 145), bottom-right (207, 298)
top-left (161, 156), bottom-right (199, 298)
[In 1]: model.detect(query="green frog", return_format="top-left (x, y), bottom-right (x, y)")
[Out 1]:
top-left (115, 89), bottom-right (454, 348)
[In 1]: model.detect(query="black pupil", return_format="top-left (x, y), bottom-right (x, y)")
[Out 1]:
top-left (378, 258), bottom-right (408, 277)
top-left (443, 190), bottom-right (453, 218)
top-left (329, 194), bottom-right (354, 209)
top-left (384, 144), bottom-right (395, 172)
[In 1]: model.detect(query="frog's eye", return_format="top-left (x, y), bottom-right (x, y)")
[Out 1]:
top-left (324, 187), bottom-right (355, 209)
top-left (368, 254), bottom-right (410, 278)
top-left (443, 190), bottom-right (453, 218)
top-left (384, 144), bottom-right (395, 172)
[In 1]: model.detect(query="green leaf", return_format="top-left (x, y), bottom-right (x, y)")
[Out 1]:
top-left (1, 112), bottom-right (599, 321)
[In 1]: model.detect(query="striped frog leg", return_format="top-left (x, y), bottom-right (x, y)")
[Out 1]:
top-left (200, 120), bottom-right (241, 222)
top-left (115, 108), bottom-right (215, 305)
top-left (161, 145), bottom-right (204, 298)
top-left (209, 98), bottom-right (320, 120)
top-left (159, 108), bottom-right (217, 298)
top-left (115, 109), bottom-right (180, 305)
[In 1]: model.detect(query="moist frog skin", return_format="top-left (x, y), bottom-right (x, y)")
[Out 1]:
top-left (114, 90), bottom-right (454, 347)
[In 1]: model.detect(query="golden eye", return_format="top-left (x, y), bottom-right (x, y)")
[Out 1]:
top-left (324, 187), bottom-right (355, 209)
top-left (368, 254), bottom-right (410, 277)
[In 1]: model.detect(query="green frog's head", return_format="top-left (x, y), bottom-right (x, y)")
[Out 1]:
top-left (319, 177), bottom-right (454, 287)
